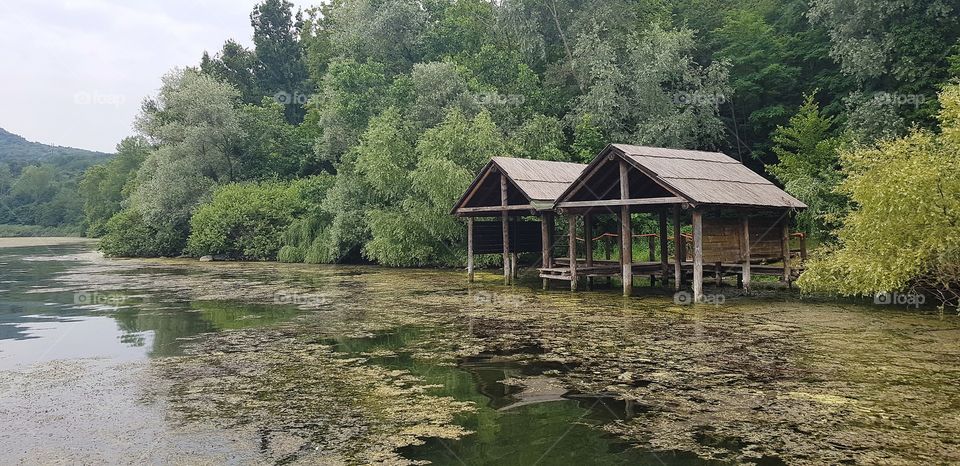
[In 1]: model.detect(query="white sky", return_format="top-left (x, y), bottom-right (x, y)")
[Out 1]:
top-left (0, 0), bottom-right (315, 153)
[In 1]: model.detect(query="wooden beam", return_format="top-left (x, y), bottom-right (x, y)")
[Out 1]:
top-left (568, 215), bottom-right (578, 291)
top-left (673, 205), bottom-right (682, 291)
top-left (456, 204), bottom-right (535, 215)
top-left (782, 221), bottom-right (791, 285)
top-left (692, 210), bottom-right (703, 303)
top-left (658, 209), bottom-right (669, 288)
top-left (619, 160), bottom-right (632, 297)
top-left (556, 196), bottom-right (684, 210)
top-left (467, 217), bottom-right (474, 282)
top-left (741, 216), bottom-right (751, 292)
top-left (501, 174), bottom-right (510, 285)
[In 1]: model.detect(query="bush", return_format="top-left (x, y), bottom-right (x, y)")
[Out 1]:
top-left (186, 180), bottom-right (310, 260)
top-left (277, 245), bottom-right (306, 263)
top-left (99, 209), bottom-right (185, 257)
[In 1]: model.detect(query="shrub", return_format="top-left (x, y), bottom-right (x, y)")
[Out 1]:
top-left (99, 209), bottom-right (185, 257)
top-left (277, 245), bottom-right (306, 263)
top-left (186, 180), bottom-right (311, 260)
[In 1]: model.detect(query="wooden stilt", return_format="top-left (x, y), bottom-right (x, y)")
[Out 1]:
top-left (673, 205), bottom-right (682, 291)
top-left (510, 253), bottom-right (518, 279)
top-left (741, 216), bottom-right (751, 293)
top-left (619, 159), bottom-right (632, 297)
top-left (799, 233), bottom-right (807, 261)
top-left (692, 210), bottom-right (704, 303)
top-left (584, 214), bottom-right (594, 289)
top-left (782, 221), bottom-right (792, 285)
top-left (568, 215), bottom-right (578, 291)
top-left (500, 173), bottom-right (510, 285)
top-left (541, 212), bottom-right (551, 290)
top-left (658, 209), bottom-right (669, 288)
top-left (467, 217), bottom-right (474, 282)
top-left (647, 235), bottom-right (656, 286)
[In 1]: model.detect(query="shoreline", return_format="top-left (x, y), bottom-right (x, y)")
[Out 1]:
top-left (0, 237), bottom-right (96, 248)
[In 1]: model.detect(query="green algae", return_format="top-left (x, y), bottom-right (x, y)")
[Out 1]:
top-left (31, 250), bottom-right (960, 464)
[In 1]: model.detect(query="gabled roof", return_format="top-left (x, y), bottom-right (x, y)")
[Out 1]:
top-left (451, 157), bottom-right (587, 215)
top-left (491, 157), bottom-right (586, 201)
top-left (557, 144), bottom-right (806, 209)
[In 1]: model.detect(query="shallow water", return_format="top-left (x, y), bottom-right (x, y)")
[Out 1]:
top-left (1, 241), bottom-right (958, 464)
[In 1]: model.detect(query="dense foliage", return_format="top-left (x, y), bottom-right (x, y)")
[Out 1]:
top-left (72, 0), bottom-right (959, 301)
top-left (798, 84), bottom-right (960, 306)
top-left (0, 127), bottom-right (109, 231)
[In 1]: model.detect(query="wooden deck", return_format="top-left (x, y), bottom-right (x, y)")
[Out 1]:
top-left (538, 260), bottom-right (801, 282)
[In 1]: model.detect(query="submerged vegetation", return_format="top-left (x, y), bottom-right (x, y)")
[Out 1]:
top-left (67, 0), bottom-right (960, 304)
top-left (28, 246), bottom-right (959, 464)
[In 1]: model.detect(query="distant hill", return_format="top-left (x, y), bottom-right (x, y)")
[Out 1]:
top-left (0, 127), bottom-right (111, 173)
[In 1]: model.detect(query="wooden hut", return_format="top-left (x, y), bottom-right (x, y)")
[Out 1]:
top-left (451, 157), bottom-right (587, 284)
top-left (549, 144), bottom-right (806, 302)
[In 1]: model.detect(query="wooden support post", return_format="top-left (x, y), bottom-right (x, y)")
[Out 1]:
top-left (659, 209), bottom-right (669, 288)
top-left (619, 159), bottom-right (632, 297)
top-left (692, 210), bottom-right (704, 303)
top-left (782, 221), bottom-right (792, 285)
top-left (584, 214), bottom-right (594, 289)
top-left (541, 213), bottom-right (551, 290)
top-left (673, 205), bottom-right (682, 291)
top-left (500, 173), bottom-right (510, 285)
top-left (647, 235), bottom-right (656, 286)
top-left (741, 216), bottom-right (751, 293)
top-left (467, 217), bottom-right (474, 282)
top-left (568, 215), bottom-right (578, 291)
top-left (799, 233), bottom-right (808, 262)
top-left (511, 253), bottom-right (518, 279)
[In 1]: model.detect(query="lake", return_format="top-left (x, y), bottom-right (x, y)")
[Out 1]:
top-left (1, 239), bottom-right (958, 464)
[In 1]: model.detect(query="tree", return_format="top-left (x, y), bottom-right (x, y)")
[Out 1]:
top-left (251, 0), bottom-right (310, 123)
top-left (363, 110), bottom-right (505, 266)
top-left (129, 69), bottom-right (246, 245)
top-left (201, 40), bottom-right (261, 103)
top-left (768, 93), bottom-right (845, 238)
top-left (78, 136), bottom-right (150, 236)
top-left (571, 23), bottom-right (732, 149)
top-left (798, 84), bottom-right (960, 307)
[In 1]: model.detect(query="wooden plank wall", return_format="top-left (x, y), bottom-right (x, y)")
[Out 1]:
top-left (701, 216), bottom-right (784, 263)
top-left (473, 220), bottom-right (543, 254)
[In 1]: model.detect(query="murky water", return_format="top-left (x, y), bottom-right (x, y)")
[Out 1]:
top-left (1, 240), bottom-right (958, 464)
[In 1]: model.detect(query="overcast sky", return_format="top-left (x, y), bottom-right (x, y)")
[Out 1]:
top-left (0, 0), bottom-right (315, 153)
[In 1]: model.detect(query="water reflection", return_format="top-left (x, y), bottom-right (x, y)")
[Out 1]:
top-left (330, 327), bottom-right (720, 465)
top-left (0, 245), bottom-right (305, 366)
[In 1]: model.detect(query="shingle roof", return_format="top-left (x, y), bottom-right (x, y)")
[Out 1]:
top-left (491, 157), bottom-right (586, 201)
top-left (609, 144), bottom-right (806, 209)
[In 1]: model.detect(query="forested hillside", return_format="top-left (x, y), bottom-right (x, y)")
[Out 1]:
top-left (79, 0), bottom-right (960, 303)
top-left (0, 128), bottom-right (111, 234)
